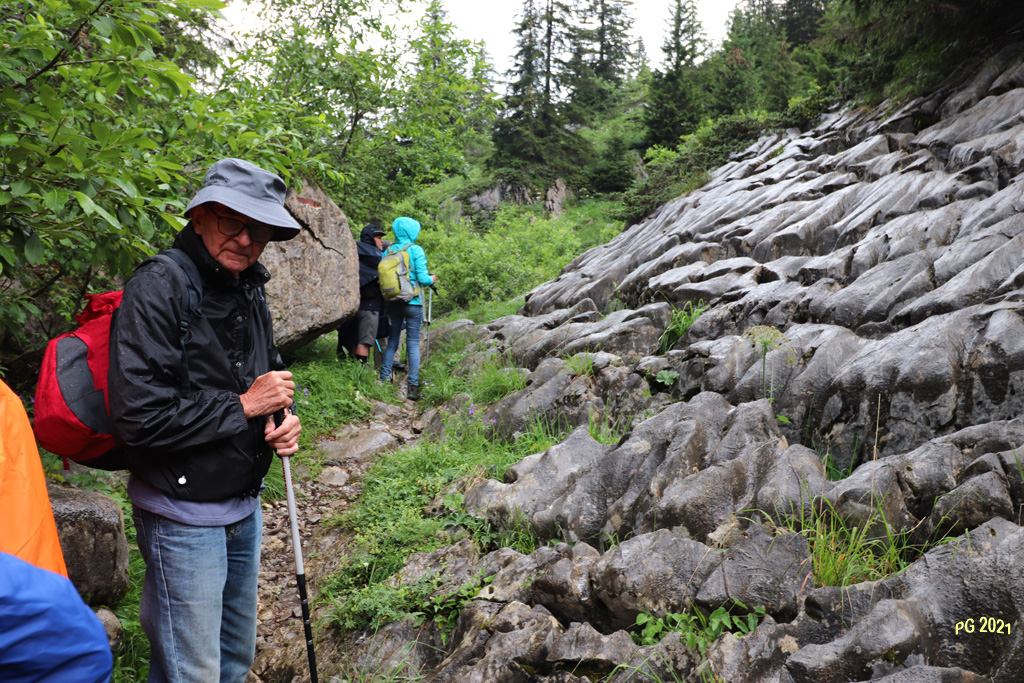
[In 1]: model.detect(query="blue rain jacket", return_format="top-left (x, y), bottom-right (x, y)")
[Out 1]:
top-left (386, 217), bottom-right (434, 306)
top-left (0, 551), bottom-right (112, 682)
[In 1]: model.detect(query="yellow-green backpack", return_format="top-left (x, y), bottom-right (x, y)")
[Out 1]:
top-left (378, 245), bottom-right (420, 303)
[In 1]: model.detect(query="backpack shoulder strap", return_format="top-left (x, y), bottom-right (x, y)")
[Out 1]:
top-left (149, 249), bottom-right (204, 394)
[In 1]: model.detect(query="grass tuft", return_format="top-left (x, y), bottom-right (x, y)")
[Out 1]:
top-left (659, 300), bottom-right (705, 354)
top-left (565, 352), bottom-right (596, 377)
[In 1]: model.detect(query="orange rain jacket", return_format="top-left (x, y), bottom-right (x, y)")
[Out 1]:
top-left (0, 379), bottom-right (67, 577)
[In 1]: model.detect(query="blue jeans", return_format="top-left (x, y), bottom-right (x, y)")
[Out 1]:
top-left (380, 303), bottom-right (423, 386)
top-left (133, 506), bottom-right (262, 683)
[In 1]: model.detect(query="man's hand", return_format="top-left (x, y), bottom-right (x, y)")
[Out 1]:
top-left (240, 370), bottom-right (294, 418)
top-left (265, 411), bottom-right (301, 457)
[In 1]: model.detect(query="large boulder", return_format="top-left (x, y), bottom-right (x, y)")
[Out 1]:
top-left (263, 179), bottom-right (358, 353)
top-left (48, 483), bottom-right (129, 605)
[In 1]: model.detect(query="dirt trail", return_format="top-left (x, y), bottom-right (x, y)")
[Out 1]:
top-left (249, 397), bottom-right (425, 683)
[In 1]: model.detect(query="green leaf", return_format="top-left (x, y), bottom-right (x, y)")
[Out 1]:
top-left (24, 233), bottom-right (44, 264)
top-left (43, 189), bottom-right (69, 212)
top-left (160, 213), bottom-right (187, 230)
top-left (138, 212), bottom-right (155, 240)
top-left (72, 190), bottom-right (97, 216)
top-left (91, 121), bottom-right (110, 144)
top-left (0, 191), bottom-right (11, 206)
top-left (0, 133), bottom-right (18, 146)
top-left (92, 203), bottom-right (123, 230)
top-left (91, 15), bottom-right (117, 37)
top-left (106, 176), bottom-right (139, 199)
top-left (183, 0), bottom-right (227, 9)
top-left (104, 73), bottom-right (123, 98)
top-left (11, 179), bottom-right (31, 196)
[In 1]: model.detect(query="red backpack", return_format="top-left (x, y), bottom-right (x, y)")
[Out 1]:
top-left (33, 250), bottom-right (203, 470)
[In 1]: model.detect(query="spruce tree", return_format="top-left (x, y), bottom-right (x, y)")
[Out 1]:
top-left (489, 0), bottom-right (593, 187)
top-left (562, 29), bottom-right (602, 124)
top-left (539, 0), bottom-right (575, 104)
top-left (709, 3), bottom-right (795, 114)
top-left (782, 0), bottom-right (824, 46)
top-left (582, 0), bottom-right (635, 86)
top-left (633, 38), bottom-right (649, 74)
top-left (490, 0), bottom-right (543, 175)
top-left (644, 0), bottom-right (706, 148)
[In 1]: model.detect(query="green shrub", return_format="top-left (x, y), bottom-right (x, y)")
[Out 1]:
top-left (410, 201), bottom-right (622, 319)
top-left (632, 601), bottom-right (767, 656)
top-left (417, 206), bottom-right (580, 316)
top-left (618, 108), bottom-right (818, 227)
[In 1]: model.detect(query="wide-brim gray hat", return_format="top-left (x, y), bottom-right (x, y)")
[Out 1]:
top-left (184, 158), bottom-right (302, 241)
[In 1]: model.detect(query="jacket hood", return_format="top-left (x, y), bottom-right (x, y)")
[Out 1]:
top-left (360, 224), bottom-right (381, 245)
top-left (392, 216), bottom-right (421, 245)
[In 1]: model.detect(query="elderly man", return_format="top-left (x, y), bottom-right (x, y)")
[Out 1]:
top-left (109, 158), bottom-right (302, 683)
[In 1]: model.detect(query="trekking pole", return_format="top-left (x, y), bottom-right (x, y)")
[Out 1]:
top-left (275, 409), bottom-right (319, 683)
top-left (424, 285), bottom-right (434, 359)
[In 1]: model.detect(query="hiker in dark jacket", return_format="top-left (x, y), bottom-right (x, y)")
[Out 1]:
top-left (338, 224), bottom-right (387, 363)
top-left (108, 158), bottom-right (302, 683)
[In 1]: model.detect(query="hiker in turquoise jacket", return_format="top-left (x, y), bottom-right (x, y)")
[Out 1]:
top-left (379, 216), bottom-right (436, 400)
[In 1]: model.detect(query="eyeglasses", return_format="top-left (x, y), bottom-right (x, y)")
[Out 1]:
top-left (205, 206), bottom-right (276, 244)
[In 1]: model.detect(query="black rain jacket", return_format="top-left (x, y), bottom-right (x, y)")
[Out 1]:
top-left (108, 224), bottom-right (284, 502)
top-left (356, 224), bottom-right (383, 312)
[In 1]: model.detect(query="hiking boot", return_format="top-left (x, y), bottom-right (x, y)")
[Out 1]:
top-left (394, 362), bottom-right (407, 371)
top-left (407, 383), bottom-right (421, 402)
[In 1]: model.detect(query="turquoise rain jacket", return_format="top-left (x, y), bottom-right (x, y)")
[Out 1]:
top-left (386, 216), bottom-right (434, 306)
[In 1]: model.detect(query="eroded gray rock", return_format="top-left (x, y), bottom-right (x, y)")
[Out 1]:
top-left (695, 525), bottom-right (812, 621)
top-left (590, 529), bottom-right (723, 629)
top-left (357, 53), bottom-right (1024, 683)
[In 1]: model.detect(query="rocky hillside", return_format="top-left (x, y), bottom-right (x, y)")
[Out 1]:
top-left (349, 47), bottom-right (1024, 683)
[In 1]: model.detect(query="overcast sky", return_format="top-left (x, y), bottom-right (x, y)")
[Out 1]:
top-left (433, 0), bottom-right (744, 74)
top-left (224, 1), bottom-right (743, 75)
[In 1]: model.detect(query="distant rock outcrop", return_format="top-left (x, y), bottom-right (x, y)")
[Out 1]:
top-left (354, 47), bottom-right (1024, 683)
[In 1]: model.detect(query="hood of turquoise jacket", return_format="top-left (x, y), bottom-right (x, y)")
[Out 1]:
top-left (392, 216), bottom-right (421, 246)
